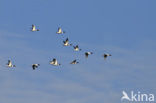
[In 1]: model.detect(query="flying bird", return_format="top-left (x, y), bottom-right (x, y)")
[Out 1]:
top-left (32, 64), bottom-right (40, 70)
top-left (31, 24), bottom-right (39, 31)
top-left (50, 58), bottom-right (61, 66)
top-left (73, 45), bottom-right (81, 51)
top-left (85, 52), bottom-right (93, 58)
top-left (63, 38), bottom-right (72, 46)
top-left (103, 53), bottom-right (112, 60)
top-left (6, 60), bottom-right (16, 68)
top-left (56, 27), bottom-right (65, 34)
top-left (70, 59), bottom-right (79, 64)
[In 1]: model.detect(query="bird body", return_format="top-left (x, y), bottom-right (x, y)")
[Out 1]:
top-left (31, 24), bottom-right (39, 32)
top-left (85, 52), bottom-right (93, 58)
top-left (70, 60), bottom-right (79, 64)
top-left (50, 58), bottom-right (61, 66)
top-left (73, 45), bottom-right (81, 51)
top-left (103, 53), bottom-right (112, 59)
top-left (6, 60), bottom-right (16, 68)
top-left (63, 38), bottom-right (72, 46)
top-left (32, 64), bottom-right (40, 70)
top-left (56, 27), bottom-right (65, 34)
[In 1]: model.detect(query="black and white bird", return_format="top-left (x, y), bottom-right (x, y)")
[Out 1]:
top-left (56, 27), bottom-right (65, 34)
top-left (50, 58), bottom-right (61, 66)
top-left (70, 59), bottom-right (79, 64)
top-left (6, 60), bottom-right (16, 68)
top-left (32, 64), bottom-right (40, 70)
top-left (63, 38), bottom-right (72, 46)
top-left (85, 52), bottom-right (93, 58)
top-left (103, 53), bottom-right (112, 60)
top-left (73, 45), bottom-right (81, 51)
top-left (31, 24), bottom-right (39, 32)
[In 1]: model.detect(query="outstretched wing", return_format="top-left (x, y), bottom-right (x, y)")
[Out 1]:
top-left (70, 60), bottom-right (76, 64)
top-left (73, 60), bottom-right (76, 62)
top-left (66, 38), bottom-right (68, 42)
top-left (8, 60), bottom-right (12, 66)
top-left (85, 53), bottom-right (89, 58)
top-left (32, 65), bottom-right (36, 70)
top-left (58, 27), bottom-right (62, 33)
top-left (53, 58), bottom-right (56, 62)
top-left (103, 54), bottom-right (107, 59)
top-left (32, 25), bottom-right (36, 30)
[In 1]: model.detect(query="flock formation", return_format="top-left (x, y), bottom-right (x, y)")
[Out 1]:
top-left (6, 24), bottom-right (112, 70)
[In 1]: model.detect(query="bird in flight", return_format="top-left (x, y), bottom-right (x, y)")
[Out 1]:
top-left (63, 38), bottom-right (72, 46)
top-left (70, 59), bottom-right (79, 64)
top-left (31, 24), bottom-right (39, 32)
top-left (85, 52), bottom-right (93, 58)
top-left (73, 45), bottom-right (82, 51)
top-left (32, 64), bottom-right (40, 70)
top-left (6, 60), bottom-right (16, 68)
top-left (50, 58), bottom-right (61, 66)
top-left (103, 53), bottom-right (112, 60)
top-left (56, 27), bottom-right (65, 34)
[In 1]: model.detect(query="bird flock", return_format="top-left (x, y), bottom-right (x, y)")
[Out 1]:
top-left (5, 24), bottom-right (112, 70)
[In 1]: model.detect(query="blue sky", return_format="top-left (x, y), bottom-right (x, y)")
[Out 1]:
top-left (0, 0), bottom-right (156, 103)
